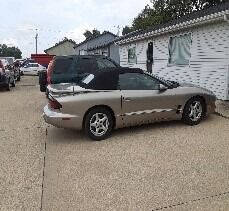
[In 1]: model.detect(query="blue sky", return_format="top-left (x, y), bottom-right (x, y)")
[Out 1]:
top-left (0, 0), bottom-right (150, 57)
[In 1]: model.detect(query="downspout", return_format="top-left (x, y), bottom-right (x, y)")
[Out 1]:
top-left (225, 12), bottom-right (229, 100)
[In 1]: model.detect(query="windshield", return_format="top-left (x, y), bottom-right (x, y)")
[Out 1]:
top-left (145, 72), bottom-right (180, 88)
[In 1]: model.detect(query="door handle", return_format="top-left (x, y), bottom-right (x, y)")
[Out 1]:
top-left (123, 97), bottom-right (131, 102)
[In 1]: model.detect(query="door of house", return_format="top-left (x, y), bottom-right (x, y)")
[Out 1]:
top-left (146, 42), bottom-right (153, 74)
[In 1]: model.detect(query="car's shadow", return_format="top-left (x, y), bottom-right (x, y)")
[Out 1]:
top-left (47, 115), bottom-right (215, 144)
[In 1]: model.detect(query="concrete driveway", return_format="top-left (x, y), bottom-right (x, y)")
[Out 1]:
top-left (0, 76), bottom-right (229, 211)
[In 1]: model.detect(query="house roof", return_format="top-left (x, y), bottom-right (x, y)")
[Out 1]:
top-left (74, 31), bottom-right (118, 49)
top-left (44, 39), bottom-right (77, 53)
top-left (117, 2), bottom-right (229, 44)
top-left (87, 39), bottom-right (118, 51)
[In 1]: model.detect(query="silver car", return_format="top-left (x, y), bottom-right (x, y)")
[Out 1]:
top-left (43, 68), bottom-right (216, 141)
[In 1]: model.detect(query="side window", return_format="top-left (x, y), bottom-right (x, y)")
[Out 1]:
top-left (53, 58), bottom-right (74, 74)
top-left (168, 34), bottom-right (192, 65)
top-left (75, 58), bottom-right (97, 74)
top-left (119, 73), bottom-right (160, 90)
top-left (128, 47), bottom-right (137, 64)
top-left (96, 58), bottom-right (117, 70)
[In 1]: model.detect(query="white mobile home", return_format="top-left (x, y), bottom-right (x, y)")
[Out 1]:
top-left (117, 3), bottom-right (229, 100)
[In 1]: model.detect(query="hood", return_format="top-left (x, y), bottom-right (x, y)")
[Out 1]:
top-left (179, 82), bottom-right (215, 96)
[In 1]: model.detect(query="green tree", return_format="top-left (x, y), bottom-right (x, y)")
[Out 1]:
top-left (83, 30), bottom-right (93, 39)
top-left (122, 26), bottom-right (133, 35)
top-left (0, 44), bottom-right (22, 59)
top-left (130, 0), bottom-right (227, 32)
top-left (83, 29), bottom-right (101, 40)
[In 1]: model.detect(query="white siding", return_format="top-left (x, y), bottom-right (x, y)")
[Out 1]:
top-left (119, 22), bottom-right (229, 100)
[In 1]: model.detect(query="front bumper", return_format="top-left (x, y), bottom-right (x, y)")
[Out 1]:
top-left (43, 105), bottom-right (82, 130)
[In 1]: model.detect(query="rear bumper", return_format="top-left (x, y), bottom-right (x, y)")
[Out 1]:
top-left (43, 105), bottom-right (83, 130)
top-left (0, 76), bottom-right (8, 87)
top-left (23, 71), bottom-right (38, 76)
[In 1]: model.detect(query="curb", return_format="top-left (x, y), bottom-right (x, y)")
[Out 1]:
top-left (214, 111), bottom-right (229, 119)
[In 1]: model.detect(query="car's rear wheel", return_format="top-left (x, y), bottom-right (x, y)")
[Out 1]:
top-left (40, 84), bottom-right (46, 92)
top-left (182, 97), bottom-right (205, 126)
top-left (84, 108), bottom-right (113, 141)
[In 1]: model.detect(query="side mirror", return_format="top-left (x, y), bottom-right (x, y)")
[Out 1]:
top-left (159, 84), bottom-right (167, 91)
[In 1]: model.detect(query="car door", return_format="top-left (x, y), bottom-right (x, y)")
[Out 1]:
top-left (119, 73), bottom-right (178, 127)
top-left (33, 64), bottom-right (39, 74)
top-left (23, 64), bottom-right (31, 74)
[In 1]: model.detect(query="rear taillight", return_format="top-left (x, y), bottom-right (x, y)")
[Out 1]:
top-left (47, 60), bottom-right (54, 84)
top-left (49, 99), bottom-right (62, 109)
top-left (48, 95), bottom-right (62, 109)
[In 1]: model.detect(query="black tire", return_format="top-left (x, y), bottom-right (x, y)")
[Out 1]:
top-left (6, 81), bottom-right (10, 91)
top-left (182, 97), bottom-right (205, 126)
top-left (84, 107), bottom-right (114, 141)
top-left (40, 84), bottom-right (46, 92)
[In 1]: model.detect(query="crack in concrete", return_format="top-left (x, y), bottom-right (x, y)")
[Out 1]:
top-left (152, 191), bottom-right (229, 211)
top-left (0, 126), bottom-right (49, 132)
top-left (214, 112), bottom-right (229, 120)
top-left (40, 130), bottom-right (47, 211)
top-left (17, 84), bottom-right (38, 87)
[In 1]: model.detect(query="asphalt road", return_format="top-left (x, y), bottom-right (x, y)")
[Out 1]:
top-left (0, 76), bottom-right (229, 211)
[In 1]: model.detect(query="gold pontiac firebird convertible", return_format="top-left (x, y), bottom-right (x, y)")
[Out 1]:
top-left (43, 68), bottom-right (216, 141)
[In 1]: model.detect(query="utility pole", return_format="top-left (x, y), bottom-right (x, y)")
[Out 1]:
top-left (35, 29), bottom-right (38, 54)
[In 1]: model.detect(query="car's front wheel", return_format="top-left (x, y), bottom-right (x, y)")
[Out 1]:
top-left (6, 80), bottom-right (11, 91)
top-left (84, 107), bottom-right (114, 141)
top-left (182, 97), bottom-right (205, 126)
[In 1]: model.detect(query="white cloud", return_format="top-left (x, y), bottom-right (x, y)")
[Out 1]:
top-left (1, 38), bottom-right (18, 47)
top-left (1, 0), bottom-right (151, 57)
top-left (64, 24), bottom-right (94, 43)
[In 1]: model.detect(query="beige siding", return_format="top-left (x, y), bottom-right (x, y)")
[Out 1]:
top-left (119, 22), bottom-right (229, 100)
top-left (46, 41), bottom-right (75, 56)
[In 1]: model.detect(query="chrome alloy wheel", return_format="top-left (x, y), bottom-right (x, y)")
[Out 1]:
top-left (188, 101), bottom-right (203, 122)
top-left (89, 113), bottom-right (109, 137)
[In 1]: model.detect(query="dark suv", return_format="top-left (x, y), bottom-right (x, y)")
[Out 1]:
top-left (39, 55), bottom-right (120, 92)
top-left (0, 60), bottom-right (15, 91)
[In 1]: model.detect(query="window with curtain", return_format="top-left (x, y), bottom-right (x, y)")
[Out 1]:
top-left (168, 34), bottom-right (192, 65)
top-left (128, 47), bottom-right (137, 63)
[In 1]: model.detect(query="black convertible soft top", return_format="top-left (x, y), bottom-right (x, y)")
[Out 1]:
top-left (83, 67), bottom-right (144, 90)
